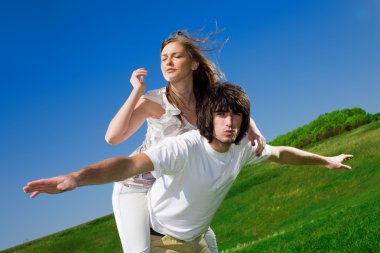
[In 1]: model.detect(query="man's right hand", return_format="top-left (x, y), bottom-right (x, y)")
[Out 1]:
top-left (23, 175), bottom-right (77, 198)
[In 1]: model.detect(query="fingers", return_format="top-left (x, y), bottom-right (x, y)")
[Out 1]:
top-left (340, 154), bottom-right (353, 171)
top-left (25, 179), bottom-right (62, 193)
top-left (341, 164), bottom-right (352, 171)
top-left (130, 68), bottom-right (148, 90)
top-left (23, 185), bottom-right (46, 198)
top-left (255, 143), bottom-right (263, 156)
top-left (24, 185), bottom-right (56, 193)
top-left (30, 191), bottom-right (41, 198)
top-left (338, 154), bottom-right (353, 165)
top-left (255, 136), bottom-right (267, 157)
top-left (131, 68), bottom-right (148, 78)
top-left (26, 179), bottom-right (57, 187)
top-left (23, 177), bottom-right (68, 196)
top-left (326, 154), bottom-right (353, 171)
top-left (342, 154), bottom-right (353, 161)
top-left (328, 164), bottom-right (352, 171)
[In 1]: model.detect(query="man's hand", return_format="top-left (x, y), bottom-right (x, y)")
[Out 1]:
top-left (23, 175), bottom-right (77, 198)
top-left (326, 154), bottom-right (353, 170)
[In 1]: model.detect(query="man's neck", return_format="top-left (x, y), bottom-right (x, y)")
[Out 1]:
top-left (209, 139), bottom-right (232, 153)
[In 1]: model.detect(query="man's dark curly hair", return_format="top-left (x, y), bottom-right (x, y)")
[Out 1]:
top-left (197, 82), bottom-right (250, 144)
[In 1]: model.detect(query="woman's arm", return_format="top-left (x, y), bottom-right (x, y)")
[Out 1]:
top-left (105, 68), bottom-right (163, 145)
top-left (247, 117), bottom-right (266, 156)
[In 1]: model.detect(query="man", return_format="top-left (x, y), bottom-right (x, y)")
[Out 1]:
top-left (24, 83), bottom-right (353, 253)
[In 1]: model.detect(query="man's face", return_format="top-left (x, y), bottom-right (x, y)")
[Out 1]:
top-left (212, 110), bottom-right (243, 147)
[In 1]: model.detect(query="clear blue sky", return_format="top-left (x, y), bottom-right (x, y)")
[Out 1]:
top-left (1, 0), bottom-right (379, 250)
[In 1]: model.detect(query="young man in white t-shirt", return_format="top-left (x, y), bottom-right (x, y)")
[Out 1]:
top-left (24, 83), bottom-right (353, 253)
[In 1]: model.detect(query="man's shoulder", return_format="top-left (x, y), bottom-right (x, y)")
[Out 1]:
top-left (232, 135), bottom-right (251, 152)
top-left (233, 136), bottom-right (271, 163)
top-left (156, 130), bottom-right (202, 148)
top-left (176, 130), bottom-right (203, 146)
top-left (239, 135), bottom-right (251, 146)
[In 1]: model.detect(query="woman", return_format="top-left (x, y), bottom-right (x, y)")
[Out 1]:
top-left (105, 31), bottom-right (266, 253)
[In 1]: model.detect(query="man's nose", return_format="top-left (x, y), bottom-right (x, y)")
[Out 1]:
top-left (225, 115), bottom-right (233, 126)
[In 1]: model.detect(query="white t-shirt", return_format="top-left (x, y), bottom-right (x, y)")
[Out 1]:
top-left (144, 130), bottom-right (271, 241)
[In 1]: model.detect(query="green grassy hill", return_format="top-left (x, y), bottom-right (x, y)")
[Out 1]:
top-left (212, 121), bottom-right (380, 252)
top-left (4, 121), bottom-right (380, 253)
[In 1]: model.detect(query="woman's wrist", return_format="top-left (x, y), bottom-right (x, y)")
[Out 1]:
top-left (132, 86), bottom-right (146, 96)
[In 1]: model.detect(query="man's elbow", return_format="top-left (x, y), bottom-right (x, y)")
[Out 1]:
top-left (267, 146), bottom-right (283, 163)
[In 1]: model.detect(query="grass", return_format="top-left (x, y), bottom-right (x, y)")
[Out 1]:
top-left (2, 215), bottom-right (121, 253)
top-left (3, 121), bottom-right (380, 252)
top-left (212, 121), bottom-right (380, 252)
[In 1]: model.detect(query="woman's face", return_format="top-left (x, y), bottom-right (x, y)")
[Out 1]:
top-left (160, 41), bottom-right (197, 83)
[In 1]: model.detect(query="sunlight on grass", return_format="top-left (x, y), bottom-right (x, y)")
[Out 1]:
top-left (221, 230), bottom-right (287, 253)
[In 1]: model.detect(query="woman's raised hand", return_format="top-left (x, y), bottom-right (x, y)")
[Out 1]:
top-left (130, 68), bottom-right (148, 93)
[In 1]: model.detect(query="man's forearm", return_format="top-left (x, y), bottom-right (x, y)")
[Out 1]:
top-left (270, 146), bottom-right (329, 166)
top-left (70, 157), bottom-right (131, 186)
top-left (71, 154), bottom-right (153, 187)
top-left (23, 153), bottom-right (154, 198)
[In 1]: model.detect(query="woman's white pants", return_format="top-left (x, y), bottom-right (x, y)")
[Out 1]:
top-left (112, 183), bottom-right (150, 253)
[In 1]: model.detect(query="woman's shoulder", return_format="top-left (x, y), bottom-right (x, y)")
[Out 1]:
top-left (142, 87), bottom-right (180, 115)
top-left (141, 87), bottom-right (166, 105)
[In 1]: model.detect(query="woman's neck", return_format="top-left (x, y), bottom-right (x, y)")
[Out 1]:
top-left (169, 79), bottom-right (197, 126)
top-left (170, 80), bottom-right (195, 106)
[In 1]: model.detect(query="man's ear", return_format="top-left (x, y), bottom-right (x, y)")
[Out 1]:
top-left (192, 62), bottom-right (199, 71)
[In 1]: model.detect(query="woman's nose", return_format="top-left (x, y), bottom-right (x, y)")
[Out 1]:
top-left (166, 57), bottom-right (173, 65)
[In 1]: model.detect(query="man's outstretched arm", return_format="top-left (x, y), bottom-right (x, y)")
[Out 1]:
top-left (23, 153), bottom-right (153, 198)
top-left (268, 145), bottom-right (353, 170)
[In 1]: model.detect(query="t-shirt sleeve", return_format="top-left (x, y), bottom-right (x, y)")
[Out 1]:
top-left (242, 140), bottom-right (272, 166)
top-left (143, 135), bottom-right (189, 175)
